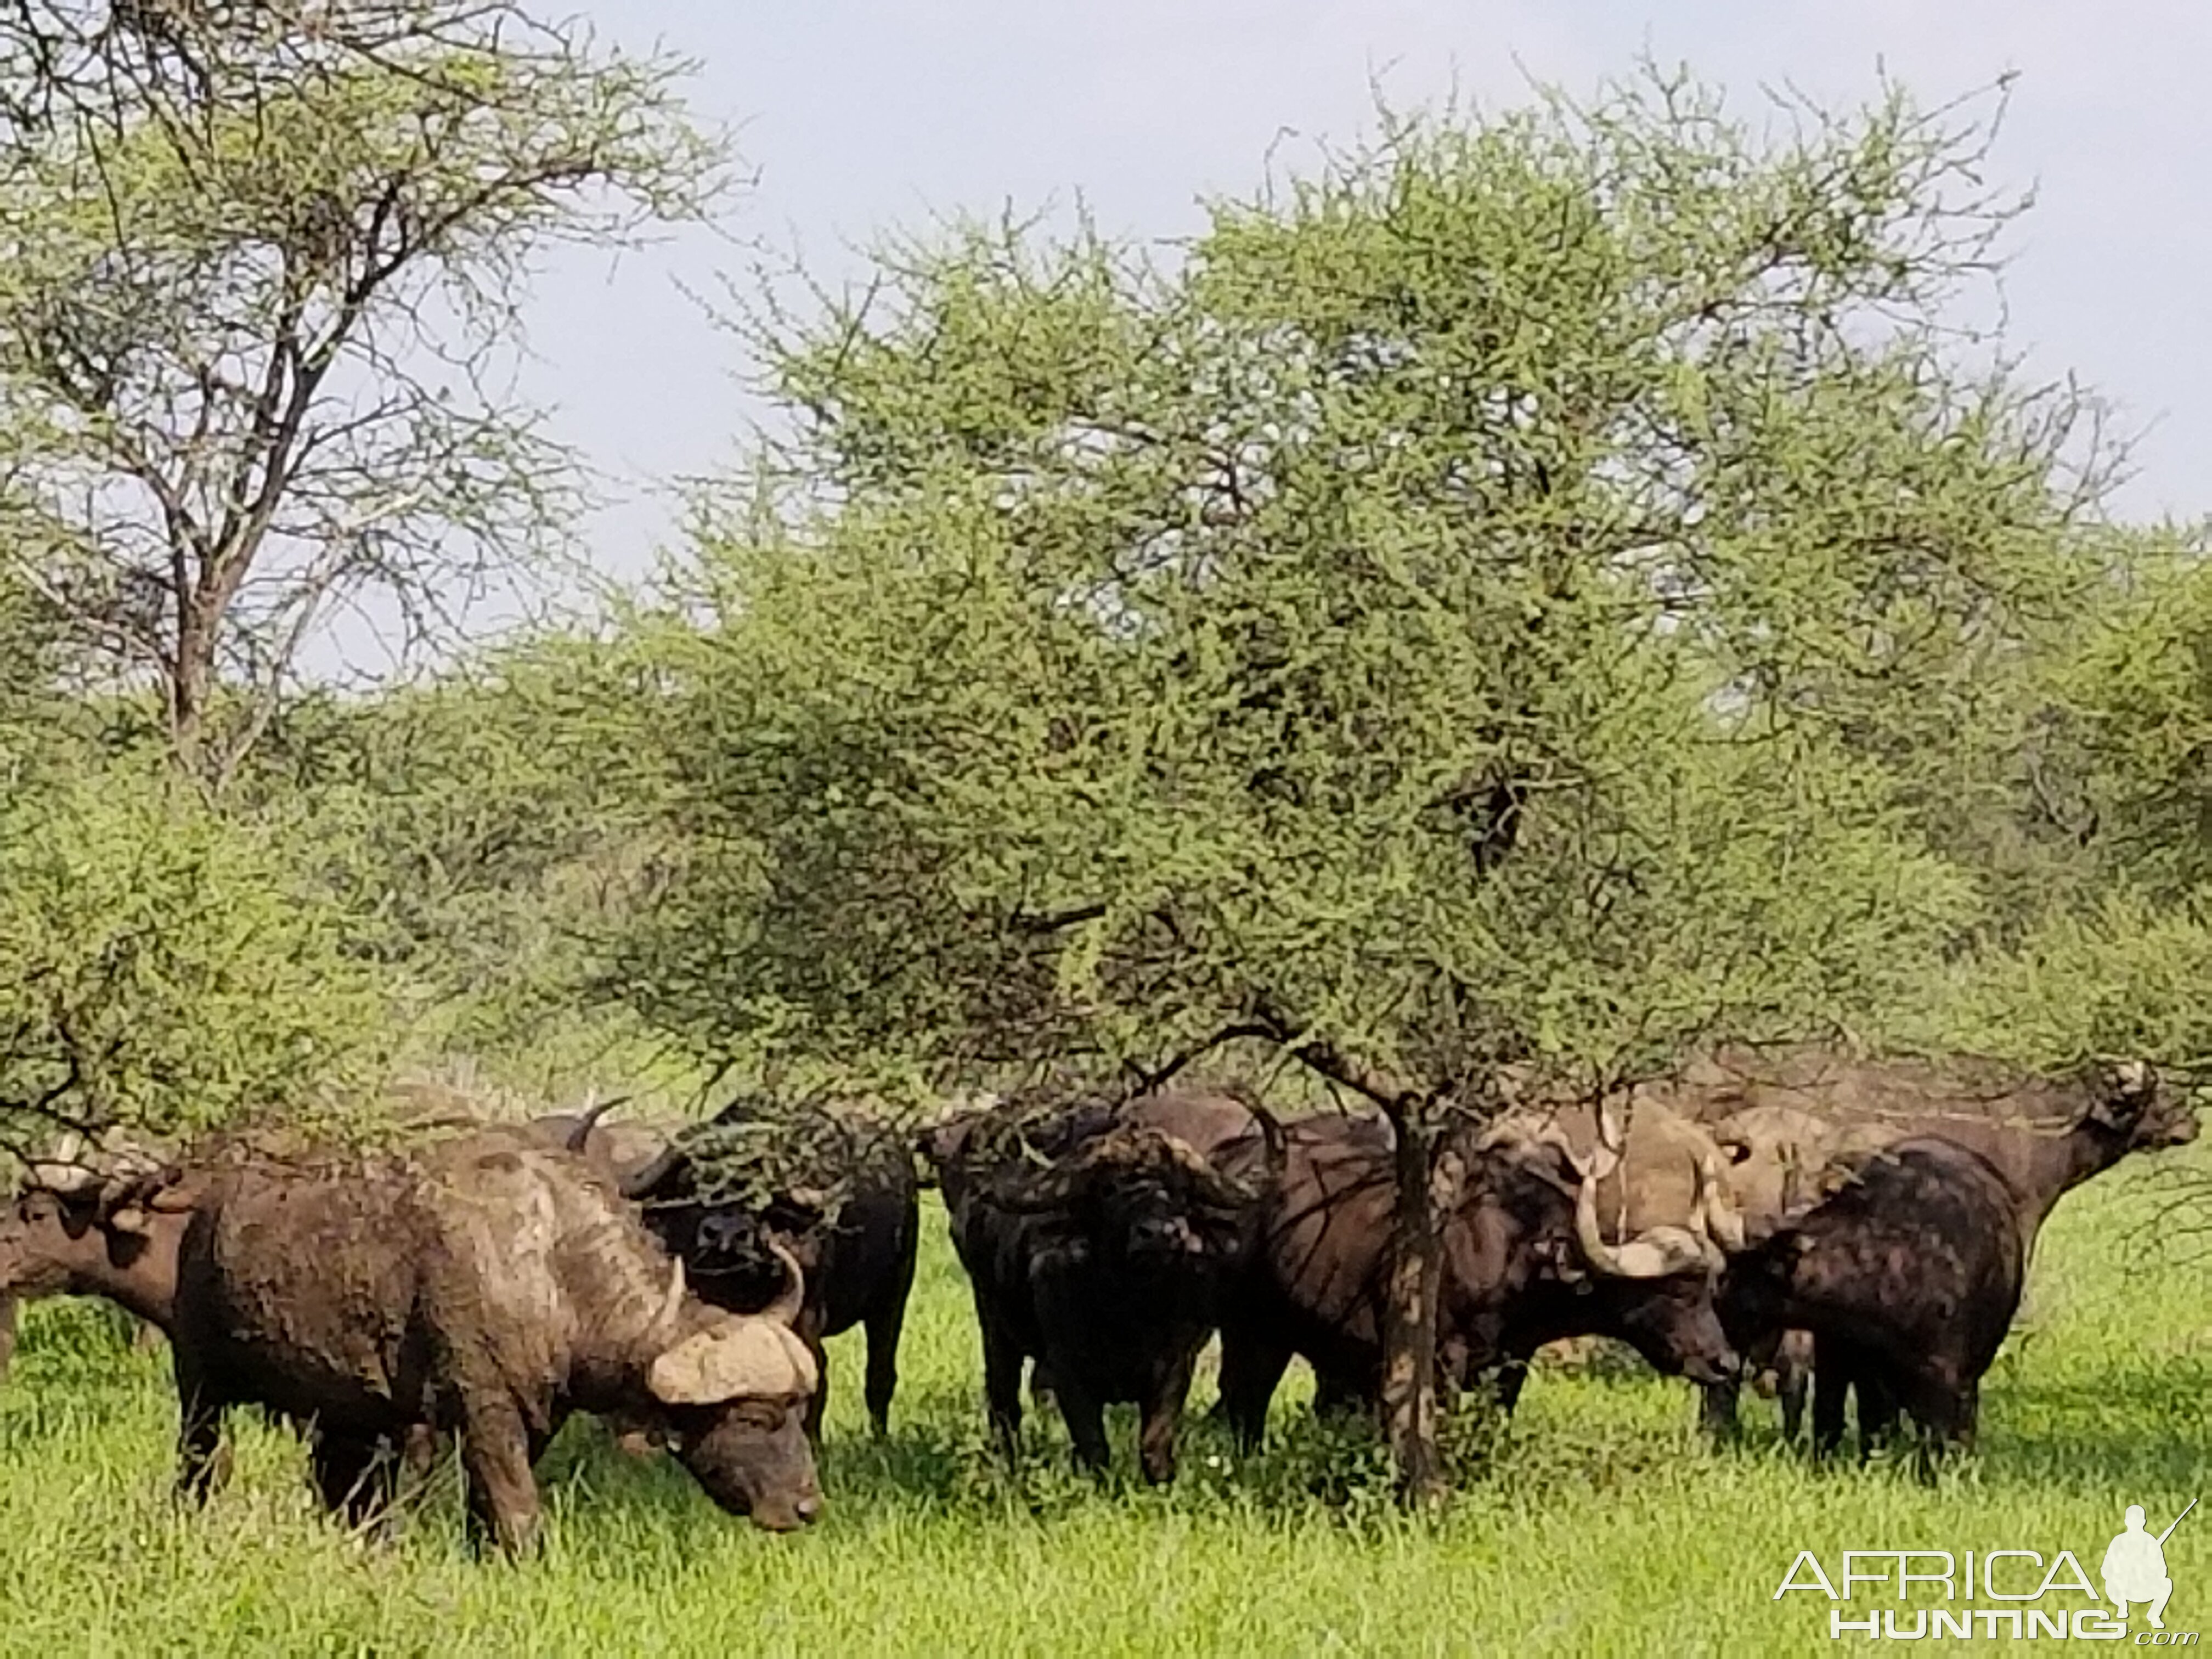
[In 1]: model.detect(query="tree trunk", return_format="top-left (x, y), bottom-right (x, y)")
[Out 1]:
top-left (170, 596), bottom-right (212, 778)
top-left (1379, 1107), bottom-right (1453, 1506)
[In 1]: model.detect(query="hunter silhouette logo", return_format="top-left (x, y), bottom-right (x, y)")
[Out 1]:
top-left (2106, 1500), bottom-right (2194, 1629)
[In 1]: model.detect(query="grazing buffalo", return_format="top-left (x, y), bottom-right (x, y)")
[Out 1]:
top-left (1722, 1137), bottom-right (2025, 1468)
top-left (1678, 1052), bottom-right (2197, 1445)
top-left (0, 1133), bottom-right (824, 1554)
top-left (604, 1100), bottom-right (921, 1440)
top-left (1474, 1093), bottom-right (1754, 1413)
top-left (922, 1094), bottom-right (1285, 1483)
top-left (0, 1132), bottom-right (178, 1383)
top-left (1143, 1098), bottom-right (1741, 1446)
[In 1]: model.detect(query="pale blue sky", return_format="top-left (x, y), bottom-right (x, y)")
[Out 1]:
top-left (521, 1), bottom-right (2210, 592)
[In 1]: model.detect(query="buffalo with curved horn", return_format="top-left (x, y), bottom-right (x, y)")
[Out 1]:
top-left (596, 1097), bottom-right (919, 1441)
top-left (1169, 1100), bottom-right (1741, 1446)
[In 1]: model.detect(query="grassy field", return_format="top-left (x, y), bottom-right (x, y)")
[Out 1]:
top-left (2, 1153), bottom-right (2208, 1659)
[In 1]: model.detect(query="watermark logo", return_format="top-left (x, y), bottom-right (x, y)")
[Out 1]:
top-left (1775, 1500), bottom-right (2198, 1643)
top-left (2106, 1502), bottom-right (2193, 1630)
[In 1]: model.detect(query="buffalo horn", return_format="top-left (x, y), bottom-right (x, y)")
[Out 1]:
top-left (618, 1139), bottom-right (686, 1201)
top-left (657, 1258), bottom-right (687, 1331)
top-left (564, 1092), bottom-right (633, 1155)
top-left (1696, 1148), bottom-right (1747, 1255)
top-left (1562, 1135), bottom-right (1709, 1280)
top-left (1684, 1153), bottom-right (1725, 1272)
top-left (1569, 1153), bottom-right (1633, 1277)
top-left (763, 1240), bottom-right (806, 1328)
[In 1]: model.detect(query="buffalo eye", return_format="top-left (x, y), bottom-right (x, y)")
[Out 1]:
top-left (726, 1400), bottom-right (788, 1432)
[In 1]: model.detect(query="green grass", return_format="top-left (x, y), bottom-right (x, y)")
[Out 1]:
top-left (3, 1155), bottom-right (2209, 1658)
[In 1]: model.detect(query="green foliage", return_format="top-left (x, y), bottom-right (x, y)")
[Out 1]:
top-left (0, 558), bottom-right (58, 781)
top-left (0, 0), bottom-right (731, 781)
top-left (0, 765), bottom-right (390, 1146)
top-left (1926, 891), bottom-right (2212, 1073)
top-left (632, 70), bottom-right (2090, 1107)
top-left (2047, 531), bottom-right (2212, 901)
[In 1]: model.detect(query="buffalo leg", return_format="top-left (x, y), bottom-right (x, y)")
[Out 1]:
top-left (1215, 1327), bottom-right (1294, 1451)
top-left (1776, 1331), bottom-right (1814, 1444)
top-left (1699, 1377), bottom-right (1742, 1442)
top-left (1856, 1370), bottom-right (1901, 1461)
top-left (1312, 1368), bottom-right (1370, 1422)
top-left (1897, 1366), bottom-right (1973, 1479)
top-left (978, 1313), bottom-right (1026, 1457)
top-left (865, 1219), bottom-right (918, 1437)
top-left (1138, 1353), bottom-right (1198, 1486)
top-left (310, 1430), bottom-right (398, 1531)
top-left (1051, 1374), bottom-right (1112, 1477)
top-left (0, 1294), bottom-right (15, 1380)
top-left (1809, 1339), bottom-right (1852, 1462)
top-left (1492, 1361), bottom-right (1531, 1418)
top-left (456, 1400), bottom-right (543, 1557)
top-left (173, 1359), bottom-right (232, 1505)
top-left (400, 1423), bottom-right (442, 1483)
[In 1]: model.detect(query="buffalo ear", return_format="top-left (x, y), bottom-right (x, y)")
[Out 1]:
top-left (647, 1319), bottom-right (819, 1405)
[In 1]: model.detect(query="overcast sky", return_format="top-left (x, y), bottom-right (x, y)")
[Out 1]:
top-left (522, 1), bottom-right (2211, 588)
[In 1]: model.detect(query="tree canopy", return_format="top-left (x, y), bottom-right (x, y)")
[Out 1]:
top-left (632, 73), bottom-right (2099, 1104)
top-left (0, 0), bottom-right (730, 785)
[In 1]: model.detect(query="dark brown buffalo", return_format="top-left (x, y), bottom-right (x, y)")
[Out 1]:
top-left (0, 1133), bottom-right (825, 1554)
top-left (1127, 1096), bottom-right (1740, 1445)
top-left (600, 1101), bottom-right (921, 1440)
top-left (1683, 1053), bottom-right (2197, 1444)
top-left (1722, 1137), bottom-right (2026, 1468)
top-left (921, 1095), bottom-right (1283, 1483)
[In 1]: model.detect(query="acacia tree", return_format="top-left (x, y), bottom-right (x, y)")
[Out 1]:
top-left (628, 72), bottom-right (2108, 1496)
top-left (0, 0), bottom-right (730, 786)
top-left (1921, 526), bottom-right (2212, 1071)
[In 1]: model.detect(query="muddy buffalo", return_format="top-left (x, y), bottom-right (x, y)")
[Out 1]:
top-left (0, 1133), bottom-right (825, 1554)
top-left (1722, 1137), bottom-right (2027, 1468)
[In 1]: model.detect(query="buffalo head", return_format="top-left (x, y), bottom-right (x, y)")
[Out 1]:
top-left (643, 1243), bottom-right (822, 1531)
top-left (985, 1118), bottom-right (1284, 1269)
top-left (0, 1140), bottom-right (193, 1324)
top-left (1501, 1128), bottom-right (1740, 1389)
top-left (2089, 1059), bottom-right (2199, 1152)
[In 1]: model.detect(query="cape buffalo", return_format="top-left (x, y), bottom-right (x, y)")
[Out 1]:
top-left (1722, 1137), bottom-right (2025, 1468)
top-left (1140, 1099), bottom-right (1740, 1446)
top-left (0, 1133), bottom-right (825, 1554)
top-left (922, 1096), bottom-right (1284, 1483)
top-left (604, 1100), bottom-right (921, 1440)
top-left (0, 1132), bottom-right (177, 1383)
top-left (1679, 1052), bottom-right (2197, 1444)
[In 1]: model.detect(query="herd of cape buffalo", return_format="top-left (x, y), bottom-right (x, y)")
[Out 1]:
top-left (0, 1043), bottom-right (2197, 1554)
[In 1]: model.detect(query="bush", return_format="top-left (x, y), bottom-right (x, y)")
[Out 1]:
top-left (0, 765), bottom-right (392, 1146)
